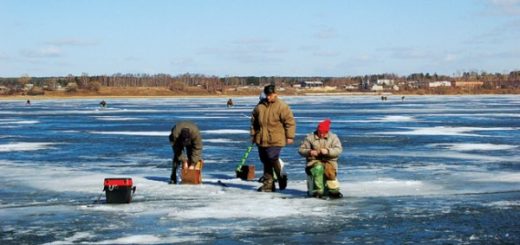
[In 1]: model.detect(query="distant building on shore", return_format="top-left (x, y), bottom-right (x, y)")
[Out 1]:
top-left (301, 80), bottom-right (323, 88)
top-left (377, 79), bottom-right (395, 86)
top-left (453, 81), bottom-right (484, 87)
top-left (428, 81), bottom-right (452, 88)
top-left (371, 84), bottom-right (384, 91)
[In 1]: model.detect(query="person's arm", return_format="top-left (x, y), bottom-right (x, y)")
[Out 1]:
top-left (281, 104), bottom-right (296, 144)
top-left (325, 134), bottom-right (343, 158)
top-left (298, 135), bottom-right (312, 157)
top-left (250, 106), bottom-right (259, 143)
top-left (190, 133), bottom-right (203, 165)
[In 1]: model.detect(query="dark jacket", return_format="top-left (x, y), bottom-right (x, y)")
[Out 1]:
top-left (169, 121), bottom-right (203, 165)
top-left (250, 98), bottom-right (296, 147)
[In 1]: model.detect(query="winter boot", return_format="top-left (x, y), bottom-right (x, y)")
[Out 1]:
top-left (328, 191), bottom-right (343, 199)
top-left (257, 178), bottom-right (275, 192)
top-left (278, 173), bottom-right (288, 190)
top-left (325, 180), bottom-right (341, 198)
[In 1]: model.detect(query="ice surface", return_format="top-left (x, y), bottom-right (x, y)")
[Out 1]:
top-left (1, 95), bottom-right (519, 244)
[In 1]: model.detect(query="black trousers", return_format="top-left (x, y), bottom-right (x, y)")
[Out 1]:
top-left (258, 146), bottom-right (282, 181)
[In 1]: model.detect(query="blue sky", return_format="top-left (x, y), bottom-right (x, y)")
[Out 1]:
top-left (1, 0), bottom-right (519, 77)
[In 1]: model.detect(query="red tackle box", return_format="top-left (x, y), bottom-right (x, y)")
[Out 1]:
top-left (103, 178), bottom-right (136, 204)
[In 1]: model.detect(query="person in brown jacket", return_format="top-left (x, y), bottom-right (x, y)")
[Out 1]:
top-left (251, 84), bottom-right (296, 192)
top-left (168, 121), bottom-right (203, 184)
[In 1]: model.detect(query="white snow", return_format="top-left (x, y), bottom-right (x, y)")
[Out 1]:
top-left (201, 129), bottom-right (249, 134)
top-left (93, 116), bottom-right (142, 121)
top-left (430, 143), bottom-right (517, 151)
top-left (374, 126), bottom-right (515, 137)
top-left (0, 142), bottom-right (58, 152)
top-left (88, 131), bottom-right (169, 136)
top-left (204, 138), bottom-right (240, 143)
top-left (0, 120), bottom-right (39, 125)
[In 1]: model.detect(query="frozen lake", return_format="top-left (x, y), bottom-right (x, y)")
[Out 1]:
top-left (1, 95), bottom-right (519, 244)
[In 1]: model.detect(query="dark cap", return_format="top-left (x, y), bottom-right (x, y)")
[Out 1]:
top-left (263, 85), bottom-right (276, 95)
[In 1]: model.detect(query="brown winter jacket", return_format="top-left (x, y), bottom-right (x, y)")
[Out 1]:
top-left (250, 98), bottom-right (296, 147)
top-left (169, 121), bottom-right (203, 165)
top-left (298, 131), bottom-right (343, 169)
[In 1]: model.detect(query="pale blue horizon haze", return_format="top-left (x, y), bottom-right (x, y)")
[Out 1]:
top-left (1, 0), bottom-right (519, 77)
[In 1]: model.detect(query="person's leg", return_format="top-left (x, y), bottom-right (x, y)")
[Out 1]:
top-left (170, 157), bottom-right (179, 184)
top-left (325, 163), bottom-right (342, 198)
top-left (270, 149), bottom-right (287, 190)
top-left (258, 147), bottom-right (281, 192)
top-left (309, 163), bottom-right (325, 197)
top-left (276, 159), bottom-right (288, 190)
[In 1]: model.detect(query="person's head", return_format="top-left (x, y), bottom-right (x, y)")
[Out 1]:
top-left (177, 128), bottom-right (192, 147)
top-left (316, 119), bottom-right (331, 138)
top-left (263, 84), bottom-right (277, 103)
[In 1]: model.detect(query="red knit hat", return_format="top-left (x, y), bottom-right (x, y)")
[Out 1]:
top-left (317, 119), bottom-right (331, 133)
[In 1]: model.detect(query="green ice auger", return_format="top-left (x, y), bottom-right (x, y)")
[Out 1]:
top-left (236, 144), bottom-right (254, 172)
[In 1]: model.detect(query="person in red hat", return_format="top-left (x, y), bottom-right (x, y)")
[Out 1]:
top-left (298, 119), bottom-right (343, 198)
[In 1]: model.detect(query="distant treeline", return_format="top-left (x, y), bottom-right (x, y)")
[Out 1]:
top-left (1, 71), bottom-right (519, 95)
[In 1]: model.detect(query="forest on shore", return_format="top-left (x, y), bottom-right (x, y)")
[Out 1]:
top-left (1, 70), bottom-right (520, 97)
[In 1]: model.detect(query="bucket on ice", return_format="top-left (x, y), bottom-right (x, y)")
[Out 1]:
top-left (103, 178), bottom-right (136, 204)
top-left (236, 165), bottom-right (255, 181)
top-left (181, 160), bottom-right (204, 184)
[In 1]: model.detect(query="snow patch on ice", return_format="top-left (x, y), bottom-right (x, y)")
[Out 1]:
top-left (346, 178), bottom-right (445, 197)
top-left (93, 116), bottom-right (142, 121)
top-left (379, 115), bottom-right (416, 122)
top-left (0, 119), bottom-right (39, 125)
top-left (176, 116), bottom-right (230, 119)
top-left (204, 138), bottom-right (240, 143)
top-left (91, 235), bottom-right (203, 244)
top-left (44, 233), bottom-right (201, 245)
top-left (202, 129), bottom-right (249, 134)
top-left (42, 232), bottom-right (94, 245)
top-left (470, 172), bottom-right (520, 183)
top-left (88, 131), bottom-right (168, 136)
top-left (0, 142), bottom-right (58, 152)
top-left (375, 126), bottom-right (515, 136)
top-left (353, 150), bottom-right (512, 162)
top-left (430, 143), bottom-right (517, 151)
top-left (484, 200), bottom-right (520, 209)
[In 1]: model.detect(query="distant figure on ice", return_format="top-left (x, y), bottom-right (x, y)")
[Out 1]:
top-left (26, 99), bottom-right (31, 105)
top-left (298, 119), bottom-right (343, 199)
top-left (226, 98), bottom-right (234, 108)
top-left (168, 121), bottom-right (203, 184)
top-left (401, 96), bottom-right (405, 101)
top-left (251, 84), bottom-right (296, 192)
top-left (99, 100), bottom-right (107, 108)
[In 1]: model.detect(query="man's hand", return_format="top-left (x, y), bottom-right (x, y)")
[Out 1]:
top-left (287, 138), bottom-right (294, 144)
top-left (309, 150), bottom-right (319, 157)
top-left (320, 148), bottom-right (329, 155)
